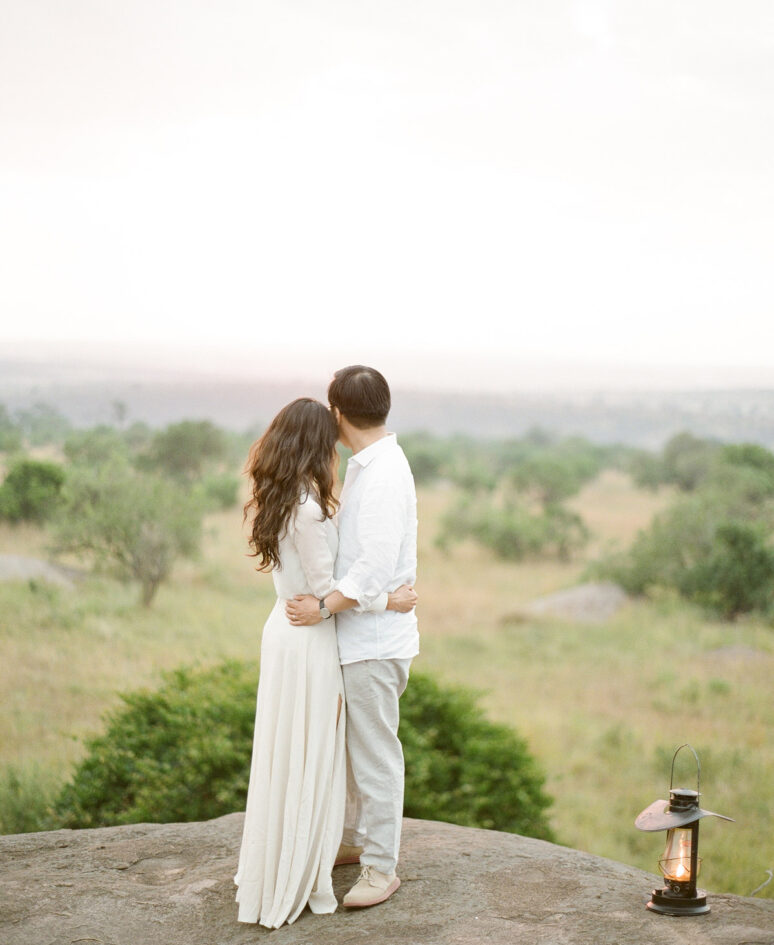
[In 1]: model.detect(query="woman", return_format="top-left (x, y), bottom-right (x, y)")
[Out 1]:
top-left (234, 398), bottom-right (414, 928)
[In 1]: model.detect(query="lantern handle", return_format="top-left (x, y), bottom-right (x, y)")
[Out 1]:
top-left (669, 743), bottom-right (700, 794)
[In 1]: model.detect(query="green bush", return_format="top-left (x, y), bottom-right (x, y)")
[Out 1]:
top-left (55, 662), bottom-right (554, 840)
top-left (0, 458), bottom-right (66, 523)
top-left (56, 662), bottom-right (258, 827)
top-left (401, 673), bottom-right (554, 839)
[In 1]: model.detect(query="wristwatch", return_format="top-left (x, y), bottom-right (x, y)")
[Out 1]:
top-left (318, 598), bottom-right (332, 619)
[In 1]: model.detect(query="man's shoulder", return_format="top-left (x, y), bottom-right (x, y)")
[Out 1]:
top-left (368, 444), bottom-right (414, 482)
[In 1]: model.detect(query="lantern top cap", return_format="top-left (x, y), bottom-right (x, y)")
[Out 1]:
top-left (635, 745), bottom-right (733, 832)
top-left (635, 797), bottom-right (733, 831)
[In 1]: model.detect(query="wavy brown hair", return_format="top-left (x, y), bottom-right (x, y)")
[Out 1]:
top-left (244, 398), bottom-right (339, 571)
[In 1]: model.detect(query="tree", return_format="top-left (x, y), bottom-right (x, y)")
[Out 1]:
top-left (55, 663), bottom-right (555, 840)
top-left (53, 460), bottom-right (202, 605)
top-left (680, 522), bottom-right (774, 619)
top-left (63, 426), bottom-right (129, 467)
top-left (437, 494), bottom-right (588, 562)
top-left (0, 458), bottom-right (66, 523)
top-left (660, 432), bottom-right (720, 491)
top-left (138, 420), bottom-right (228, 482)
top-left (593, 442), bottom-right (774, 618)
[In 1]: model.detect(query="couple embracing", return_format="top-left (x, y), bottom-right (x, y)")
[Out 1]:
top-left (234, 365), bottom-right (419, 928)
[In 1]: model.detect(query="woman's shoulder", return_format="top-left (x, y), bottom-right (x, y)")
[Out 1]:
top-left (293, 490), bottom-right (325, 525)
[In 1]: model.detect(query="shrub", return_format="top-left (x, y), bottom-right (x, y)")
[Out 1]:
top-left (55, 663), bottom-right (555, 840)
top-left (0, 458), bottom-right (66, 523)
top-left (400, 673), bottom-right (554, 839)
top-left (55, 662), bottom-right (258, 827)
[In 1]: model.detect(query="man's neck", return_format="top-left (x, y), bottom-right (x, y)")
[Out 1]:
top-left (347, 425), bottom-right (389, 455)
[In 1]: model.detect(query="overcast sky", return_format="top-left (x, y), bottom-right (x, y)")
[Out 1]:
top-left (1, 1), bottom-right (772, 391)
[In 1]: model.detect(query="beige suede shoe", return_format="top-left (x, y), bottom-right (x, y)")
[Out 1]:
top-left (334, 843), bottom-right (364, 867)
top-left (342, 865), bottom-right (401, 908)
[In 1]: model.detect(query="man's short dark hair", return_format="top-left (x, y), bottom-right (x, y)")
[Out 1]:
top-left (328, 365), bottom-right (391, 429)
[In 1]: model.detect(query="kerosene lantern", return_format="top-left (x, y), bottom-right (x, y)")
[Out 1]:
top-left (634, 744), bottom-right (733, 916)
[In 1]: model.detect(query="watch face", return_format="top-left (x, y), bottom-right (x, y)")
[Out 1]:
top-left (320, 607), bottom-right (331, 619)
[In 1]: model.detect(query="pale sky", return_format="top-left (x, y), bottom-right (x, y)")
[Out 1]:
top-left (1, 1), bottom-right (773, 391)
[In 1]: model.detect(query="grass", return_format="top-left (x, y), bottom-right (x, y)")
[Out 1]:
top-left (1, 469), bottom-right (773, 899)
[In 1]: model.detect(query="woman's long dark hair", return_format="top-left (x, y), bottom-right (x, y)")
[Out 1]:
top-left (244, 398), bottom-right (339, 571)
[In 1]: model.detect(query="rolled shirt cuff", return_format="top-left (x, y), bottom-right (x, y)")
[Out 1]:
top-left (366, 591), bottom-right (389, 613)
top-left (337, 576), bottom-right (387, 612)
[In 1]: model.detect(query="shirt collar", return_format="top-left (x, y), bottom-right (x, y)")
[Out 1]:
top-left (349, 433), bottom-right (397, 468)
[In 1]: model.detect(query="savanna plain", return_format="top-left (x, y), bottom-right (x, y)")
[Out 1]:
top-left (1, 468), bottom-right (772, 900)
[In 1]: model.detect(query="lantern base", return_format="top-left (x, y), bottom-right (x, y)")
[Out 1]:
top-left (646, 887), bottom-right (710, 916)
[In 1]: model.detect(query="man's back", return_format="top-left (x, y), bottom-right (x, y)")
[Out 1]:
top-left (335, 434), bottom-right (418, 664)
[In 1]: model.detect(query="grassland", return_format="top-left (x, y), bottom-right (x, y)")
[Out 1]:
top-left (1, 470), bottom-right (772, 899)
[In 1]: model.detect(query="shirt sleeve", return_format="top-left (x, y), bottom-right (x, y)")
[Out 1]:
top-left (335, 471), bottom-right (404, 609)
top-left (292, 496), bottom-right (337, 601)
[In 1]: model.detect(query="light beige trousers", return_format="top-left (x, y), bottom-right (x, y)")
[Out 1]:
top-left (341, 658), bottom-right (412, 875)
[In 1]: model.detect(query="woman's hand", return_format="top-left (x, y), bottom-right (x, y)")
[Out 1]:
top-left (286, 595), bottom-right (322, 625)
top-left (387, 584), bottom-right (418, 613)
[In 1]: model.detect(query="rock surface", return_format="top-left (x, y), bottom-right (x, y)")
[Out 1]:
top-left (524, 581), bottom-right (628, 622)
top-left (2, 815), bottom-right (773, 945)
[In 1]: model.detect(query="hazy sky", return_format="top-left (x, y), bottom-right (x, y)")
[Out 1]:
top-left (1, 1), bottom-right (773, 390)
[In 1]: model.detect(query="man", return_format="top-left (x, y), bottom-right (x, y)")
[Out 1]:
top-left (286, 365), bottom-right (418, 909)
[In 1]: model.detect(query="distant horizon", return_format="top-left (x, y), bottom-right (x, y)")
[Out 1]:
top-left (3, 340), bottom-right (774, 397)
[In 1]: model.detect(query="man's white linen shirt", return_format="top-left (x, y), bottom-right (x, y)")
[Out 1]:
top-left (334, 433), bottom-right (419, 665)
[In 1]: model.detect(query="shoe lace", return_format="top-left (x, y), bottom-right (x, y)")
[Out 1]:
top-left (358, 865), bottom-right (376, 886)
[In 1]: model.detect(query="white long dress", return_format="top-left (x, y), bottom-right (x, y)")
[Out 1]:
top-left (234, 494), bottom-right (346, 928)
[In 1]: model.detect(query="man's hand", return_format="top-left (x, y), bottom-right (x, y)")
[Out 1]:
top-left (286, 594), bottom-right (322, 626)
top-left (387, 584), bottom-right (418, 613)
